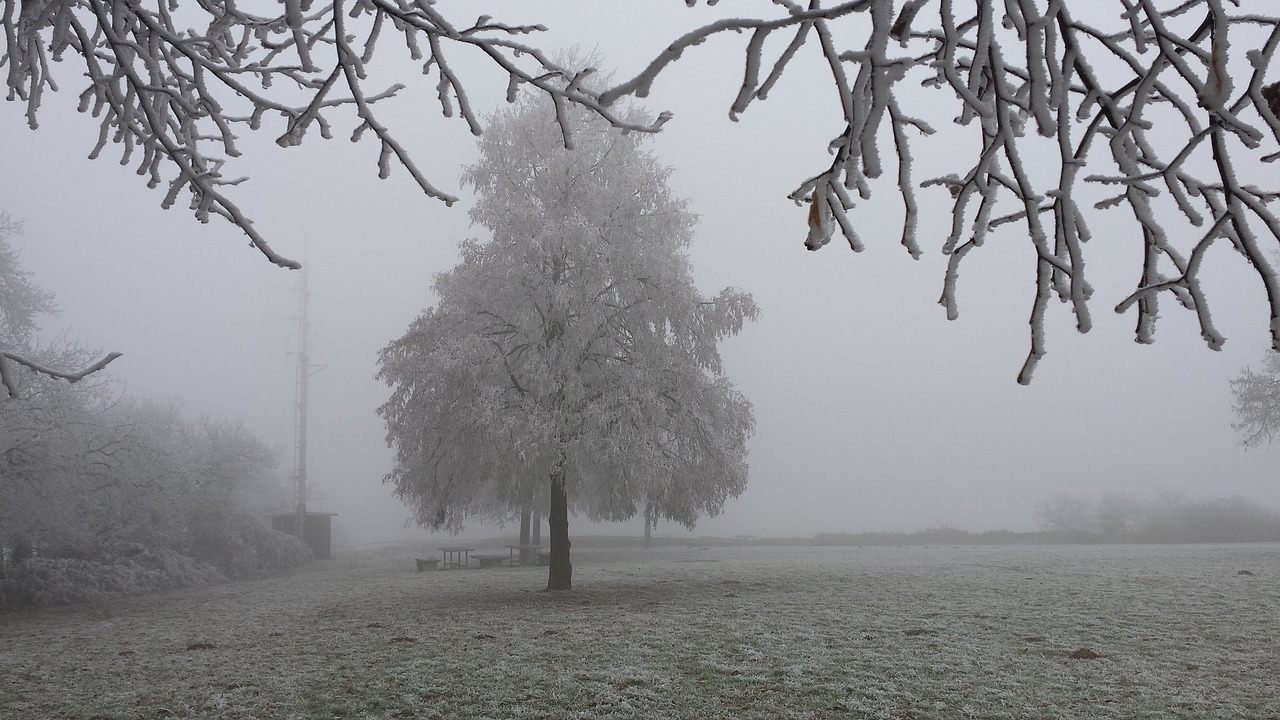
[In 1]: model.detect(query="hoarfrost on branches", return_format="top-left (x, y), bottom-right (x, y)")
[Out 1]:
top-left (1230, 350), bottom-right (1280, 447)
top-left (610, 1), bottom-right (1280, 382)
top-left (8, 1), bottom-right (1280, 380)
top-left (0, 212), bottom-right (119, 398)
top-left (2, 0), bottom-right (671, 269)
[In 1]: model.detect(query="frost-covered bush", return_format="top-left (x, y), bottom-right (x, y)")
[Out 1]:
top-left (0, 533), bottom-right (311, 608)
top-left (0, 549), bottom-right (224, 608)
top-left (190, 520), bottom-right (313, 581)
top-left (244, 525), bottom-right (314, 576)
top-left (0, 352), bottom-right (311, 607)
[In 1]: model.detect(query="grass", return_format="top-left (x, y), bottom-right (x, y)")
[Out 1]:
top-left (2, 542), bottom-right (1277, 719)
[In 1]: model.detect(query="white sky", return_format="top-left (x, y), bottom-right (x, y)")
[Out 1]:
top-left (3, 2), bottom-right (1278, 545)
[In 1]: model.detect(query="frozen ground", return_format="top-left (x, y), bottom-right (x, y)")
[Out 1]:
top-left (1, 542), bottom-right (1277, 719)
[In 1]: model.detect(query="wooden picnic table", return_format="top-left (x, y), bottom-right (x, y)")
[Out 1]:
top-left (504, 544), bottom-right (543, 565)
top-left (438, 546), bottom-right (473, 569)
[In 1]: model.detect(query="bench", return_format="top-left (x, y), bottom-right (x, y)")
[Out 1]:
top-left (473, 554), bottom-right (507, 569)
top-left (504, 543), bottom-right (543, 565)
top-left (414, 557), bottom-right (439, 572)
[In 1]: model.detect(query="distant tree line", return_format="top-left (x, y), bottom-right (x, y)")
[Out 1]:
top-left (1032, 492), bottom-right (1280, 544)
top-left (0, 219), bottom-right (310, 608)
top-left (810, 528), bottom-right (1050, 547)
top-left (803, 494), bottom-right (1280, 547)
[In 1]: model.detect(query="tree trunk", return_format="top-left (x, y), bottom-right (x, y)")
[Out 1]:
top-left (546, 464), bottom-right (572, 591)
top-left (532, 511), bottom-right (541, 546)
top-left (644, 501), bottom-right (653, 549)
top-left (519, 504), bottom-right (533, 564)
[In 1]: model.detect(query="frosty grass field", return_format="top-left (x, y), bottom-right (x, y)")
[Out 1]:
top-left (1, 542), bottom-right (1277, 719)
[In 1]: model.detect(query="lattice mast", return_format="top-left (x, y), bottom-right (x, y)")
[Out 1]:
top-left (293, 265), bottom-right (312, 540)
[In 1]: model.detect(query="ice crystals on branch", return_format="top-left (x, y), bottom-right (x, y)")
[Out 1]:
top-left (2, 0), bottom-right (668, 270)
top-left (8, 1), bottom-right (1280, 382)
top-left (1231, 350), bottom-right (1280, 447)
top-left (0, 351), bottom-right (122, 399)
top-left (596, 0), bottom-right (1280, 382)
top-left (0, 213), bottom-right (120, 399)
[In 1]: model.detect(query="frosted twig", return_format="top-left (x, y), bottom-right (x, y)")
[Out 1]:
top-left (7, 0), bottom-right (1280, 379)
top-left (0, 351), bottom-right (123, 398)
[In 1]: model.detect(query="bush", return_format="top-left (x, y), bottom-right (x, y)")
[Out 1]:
top-left (246, 525), bottom-right (314, 575)
top-left (0, 549), bottom-right (224, 608)
top-left (0, 536), bottom-right (313, 609)
top-left (188, 515), bottom-right (313, 580)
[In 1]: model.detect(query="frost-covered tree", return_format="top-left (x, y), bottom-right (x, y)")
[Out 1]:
top-left (1033, 491), bottom-right (1096, 535)
top-left (0, 213), bottom-right (119, 397)
top-left (1230, 350), bottom-right (1280, 447)
top-left (8, 2), bottom-right (1280, 378)
top-left (0, 226), bottom-right (298, 597)
top-left (0, 229), bottom-right (118, 545)
top-left (377, 91), bottom-right (757, 591)
top-left (0, 213), bottom-right (54, 350)
top-left (0, 375), bottom-right (108, 560)
top-left (2, 388), bottom-right (309, 606)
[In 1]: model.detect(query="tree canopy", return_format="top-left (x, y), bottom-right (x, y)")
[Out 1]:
top-left (377, 91), bottom-right (757, 590)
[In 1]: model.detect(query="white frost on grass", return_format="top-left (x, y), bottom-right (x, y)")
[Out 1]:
top-left (1, 543), bottom-right (1277, 718)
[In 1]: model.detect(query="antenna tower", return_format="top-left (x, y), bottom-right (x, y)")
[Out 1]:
top-left (292, 265), bottom-right (320, 541)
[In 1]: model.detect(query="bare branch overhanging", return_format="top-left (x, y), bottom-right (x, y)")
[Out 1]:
top-left (0, 350), bottom-right (122, 398)
top-left (3, 0), bottom-right (671, 270)
top-left (0, 213), bottom-right (122, 398)
top-left (643, 1), bottom-right (1280, 382)
top-left (5, 1), bottom-right (1280, 381)
top-left (669, 0), bottom-right (1280, 383)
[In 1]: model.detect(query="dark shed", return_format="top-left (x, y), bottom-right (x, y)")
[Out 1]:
top-left (270, 512), bottom-right (337, 560)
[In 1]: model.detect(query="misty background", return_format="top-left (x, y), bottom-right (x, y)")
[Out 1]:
top-left (3, 1), bottom-right (1277, 546)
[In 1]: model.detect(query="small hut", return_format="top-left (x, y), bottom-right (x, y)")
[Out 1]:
top-left (270, 512), bottom-right (337, 560)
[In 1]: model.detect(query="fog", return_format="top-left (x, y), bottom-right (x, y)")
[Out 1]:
top-left (3, 2), bottom-right (1278, 547)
